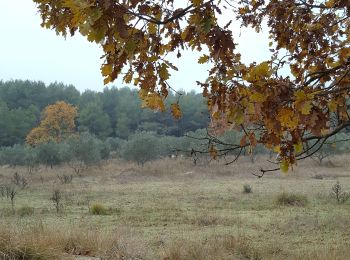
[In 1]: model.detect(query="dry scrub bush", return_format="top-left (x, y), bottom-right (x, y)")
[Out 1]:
top-left (276, 192), bottom-right (308, 207)
top-left (57, 174), bottom-right (73, 184)
top-left (331, 181), bottom-right (350, 204)
top-left (50, 189), bottom-right (62, 213)
top-left (12, 172), bottom-right (28, 189)
top-left (90, 203), bottom-right (109, 215)
top-left (243, 184), bottom-right (252, 194)
top-left (17, 205), bottom-right (34, 217)
top-left (312, 174), bottom-right (324, 180)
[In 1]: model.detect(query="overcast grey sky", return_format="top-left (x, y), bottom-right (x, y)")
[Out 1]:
top-left (0, 1), bottom-right (270, 93)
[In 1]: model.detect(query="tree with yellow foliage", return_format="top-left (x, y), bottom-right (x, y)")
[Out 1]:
top-left (26, 101), bottom-right (78, 146)
top-left (33, 0), bottom-right (350, 173)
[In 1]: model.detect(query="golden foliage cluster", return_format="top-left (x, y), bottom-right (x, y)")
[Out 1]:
top-left (26, 101), bottom-right (78, 146)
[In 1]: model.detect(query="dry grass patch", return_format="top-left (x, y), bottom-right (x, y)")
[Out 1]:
top-left (160, 235), bottom-right (261, 260)
top-left (1, 156), bottom-right (350, 259)
top-left (275, 192), bottom-right (308, 207)
top-left (0, 223), bottom-right (152, 259)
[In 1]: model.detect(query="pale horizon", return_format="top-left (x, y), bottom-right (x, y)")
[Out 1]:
top-left (0, 1), bottom-right (270, 93)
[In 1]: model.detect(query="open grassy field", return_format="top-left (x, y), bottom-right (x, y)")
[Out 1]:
top-left (1, 155), bottom-right (350, 259)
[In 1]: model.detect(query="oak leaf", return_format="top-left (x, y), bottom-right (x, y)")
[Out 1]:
top-left (171, 103), bottom-right (182, 119)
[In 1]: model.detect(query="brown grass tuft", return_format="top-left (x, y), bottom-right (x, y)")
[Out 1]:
top-left (0, 223), bottom-right (151, 259)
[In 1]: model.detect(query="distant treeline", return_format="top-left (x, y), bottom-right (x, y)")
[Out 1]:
top-left (0, 80), bottom-right (209, 146)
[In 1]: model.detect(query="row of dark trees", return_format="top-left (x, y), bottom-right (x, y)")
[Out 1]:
top-left (0, 80), bottom-right (209, 146)
top-left (0, 127), bottom-right (271, 168)
top-left (1, 129), bottom-right (350, 170)
top-left (0, 130), bottom-right (220, 170)
top-left (1, 80), bottom-right (349, 168)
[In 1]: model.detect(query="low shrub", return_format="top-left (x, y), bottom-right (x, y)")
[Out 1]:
top-left (243, 184), bottom-right (252, 194)
top-left (331, 181), bottom-right (350, 204)
top-left (275, 192), bottom-right (308, 207)
top-left (312, 174), bottom-right (324, 180)
top-left (57, 174), bottom-right (73, 184)
top-left (90, 203), bottom-right (109, 215)
top-left (50, 189), bottom-right (62, 213)
top-left (17, 205), bottom-right (34, 217)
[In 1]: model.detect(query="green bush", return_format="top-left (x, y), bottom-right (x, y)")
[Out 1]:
top-left (90, 203), bottom-right (109, 215)
top-left (0, 144), bottom-right (26, 167)
top-left (36, 142), bottom-right (66, 168)
top-left (17, 205), bottom-right (34, 217)
top-left (65, 132), bottom-right (105, 166)
top-left (121, 132), bottom-right (161, 166)
top-left (243, 184), bottom-right (252, 194)
top-left (275, 192), bottom-right (308, 207)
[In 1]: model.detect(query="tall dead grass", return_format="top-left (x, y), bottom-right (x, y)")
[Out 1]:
top-left (0, 222), bottom-right (151, 259)
top-left (160, 235), bottom-right (261, 260)
top-left (161, 236), bottom-right (350, 260)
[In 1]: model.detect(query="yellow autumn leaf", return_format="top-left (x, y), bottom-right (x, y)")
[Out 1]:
top-left (103, 43), bottom-right (115, 54)
top-left (274, 145), bottom-right (281, 154)
top-left (171, 103), bottom-right (182, 119)
top-left (300, 101), bottom-right (312, 115)
top-left (246, 102), bottom-right (255, 114)
top-left (243, 62), bottom-right (272, 82)
top-left (294, 142), bottom-right (303, 153)
top-left (142, 93), bottom-right (165, 112)
top-left (328, 99), bottom-right (338, 112)
top-left (280, 160), bottom-right (289, 173)
top-left (125, 40), bottom-right (137, 54)
top-left (159, 63), bottom-right (170, 81)
top-left (148, 23), bottom-right (157, 34)
top-left (123, 72), bottom-right (133, 83)
top-left (339, 48), bottom-right (350, 61)
top-left (209, 144), bottom-right (218, 160)
top-left (227, 107), bottom-right (244, 125)
top-left (138, 89), bottom-right (148, 99)
top-left (101, 64), bottom-right (113, 76)
top-left (290, 64), bottom-right (300, 78)
top-left (103, 76), bottom-right (112, 85)
top-left (181, 28), bottom-right (189, 40)
top-left (325, 0), bottom-right (335, 7)
top-left (133, 78), bottom-right (139, 86)
top-left (238, 7), bottom-right (248, 15)
top-left (277, 108), bottom-right (298, 130)
top-left (192, 0), bottom-right (202, 7)
top-left (198, 55), bottom-right (209, 64)
top-left (294, 90), bottom-right (307, 101)
top-left (255, 62), bottom-right (270, 76)
top-left (294, 90), bottom-right (314, 115)
top-left (87, 27), bottom-right (106, 42)
top-left (321, 128), bottom-right (330, 136)
top-left (250, 92), bottom-right (266, 102)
